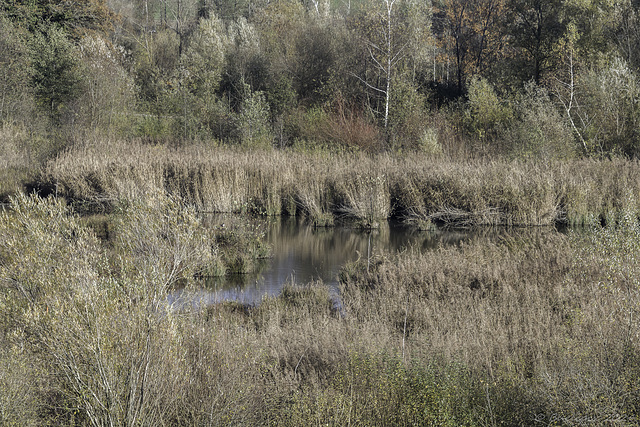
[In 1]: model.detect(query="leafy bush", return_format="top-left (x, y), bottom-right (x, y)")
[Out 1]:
top-left (579, 57), bottom-right (640, 156)
top-left (466, 76), bottom-right (513, 144)
top-left (29, 25), bottom-right (83, 125)
top-left (500, 82), bottom-right (575, 160)
top-left (387, 77), bottom-right (430, 151)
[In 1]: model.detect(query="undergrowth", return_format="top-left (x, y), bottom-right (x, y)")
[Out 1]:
top-left (1, 192), bottom-right (639, 425)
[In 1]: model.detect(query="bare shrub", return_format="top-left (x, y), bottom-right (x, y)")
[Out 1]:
top-left (320, 96), bottom-right (381, 151)
top-left (112, 188), bottom-right (219, 289)
top-left (0, 193), bottom-right (223, 425)
top-left (0, 347), bottom-right (41, 426)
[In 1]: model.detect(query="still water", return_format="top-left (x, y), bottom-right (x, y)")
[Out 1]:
top-left (170, 216), bottom-right (478, 307)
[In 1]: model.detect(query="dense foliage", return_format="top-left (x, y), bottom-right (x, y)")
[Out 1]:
top-left (2, 0), bottom-right (640, 157)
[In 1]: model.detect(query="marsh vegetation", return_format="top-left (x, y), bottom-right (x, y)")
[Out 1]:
top-left (3, 0), bottom-right (640, 423)
top-left (33, 139), bottom-right (640, 229)
top-left (3, 122), bottom-right (640, 426)
top-left (2, 190), bottom-right (640, 425)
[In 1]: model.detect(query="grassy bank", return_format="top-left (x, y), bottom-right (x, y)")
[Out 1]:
top-left (35, 139), bottom-right (640, 227)
top-left (1, 193), bottom-right (639, 425)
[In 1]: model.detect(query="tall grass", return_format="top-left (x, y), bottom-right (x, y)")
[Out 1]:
top-left (0, 125), bottom-right (40, 201)
top-left (279, 225), bottom-right (640, 424)
top-left (38, 139), bottom-right (640, 227)
top-left (2, 193), bottom-right (639, 424)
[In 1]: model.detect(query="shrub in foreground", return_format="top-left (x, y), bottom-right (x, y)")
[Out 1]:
top-left (2, 192), bottom-right (640, 425)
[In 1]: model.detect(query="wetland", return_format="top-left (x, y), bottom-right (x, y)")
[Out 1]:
top-left (2, 145), bottom-right (640, 425)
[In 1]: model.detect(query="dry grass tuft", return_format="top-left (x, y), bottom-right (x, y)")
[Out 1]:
top-left (37, 139), bottom-right (640, 228)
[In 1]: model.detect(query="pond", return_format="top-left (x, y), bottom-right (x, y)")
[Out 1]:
top-left (169, 216), bottom-right (486, 307)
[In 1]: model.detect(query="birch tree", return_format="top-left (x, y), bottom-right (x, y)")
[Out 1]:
top-left (352, 0), bottom-right (430, 129)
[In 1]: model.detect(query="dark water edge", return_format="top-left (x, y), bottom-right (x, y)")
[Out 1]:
top-left (169, 215), bottom-right (559, 307)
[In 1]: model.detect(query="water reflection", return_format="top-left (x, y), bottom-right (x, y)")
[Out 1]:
top-left (171, 216), bottom-right (480, 306)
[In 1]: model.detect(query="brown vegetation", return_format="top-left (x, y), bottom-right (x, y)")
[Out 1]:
top-left (39, 139), bottom-right (640, 228)
top-left (2, 0), bottom-right (640, 422)
top-left (1, 192), bottom-right (639, 425)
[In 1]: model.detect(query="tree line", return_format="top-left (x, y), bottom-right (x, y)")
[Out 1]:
top-left (2, 0), bottom-right (640, 157)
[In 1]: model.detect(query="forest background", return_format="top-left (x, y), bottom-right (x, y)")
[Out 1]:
top-left (2, 0), bottom-right (640, 167)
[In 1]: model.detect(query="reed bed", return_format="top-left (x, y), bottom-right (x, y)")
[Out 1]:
top-left (315, 225), bottom-right (640, 425)
top-left (0, 125), bottom-right (40, 200)
top-left (2, 193), bottom-right (639, 425)
top-left (38, 139), bottom-right (640, 227)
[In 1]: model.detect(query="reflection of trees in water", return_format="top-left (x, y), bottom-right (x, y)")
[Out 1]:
top-left (269, 218), bottom-right (383, 264)
top-left (192, 215), bottom-right (560, 304)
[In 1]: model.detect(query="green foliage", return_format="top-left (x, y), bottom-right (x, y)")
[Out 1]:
top-left (172, 14), bottom-right (229, 140)
top-left (285, 354), bottom-right (479, 426)
top-left (1, 0), bottom-right (640, 156)
top-left (220, 17), bottom-right (271, 122)
top-left (265, 73), bottom-right (296, 122)
top-left (1, 0), bottom-right (116, 36)
top-left (616, 3), bottom-right (640, 71)
top-left (0, 16), bottom-right (34, 125)
top-left (349, 0), bottom-right (432, 130)
top-left (387, 76), bottom-right (430, 150)
top-left (29, 25), bottom-right (83, 124)
top-left (580, 57), bottom-right (640, 156)
top-left (417, 127), bottom-right (443, 156)
top-left (506, 0), bottom-right (567, 83)
top-left (76, 34), bottom-right (135, 134)
top-left (133, 30), bottom-right (180, 116)
top-left (183, 15), bottom-right (226, 96)
top-left (292, 22), bottom-right (340, 105)
top-left (238, 84), bottom-right (273, 147)
top-left (466, 76), bottom-right (512, 143)
top-left (501, 82), bottom-right (575, 160)
top-left (254, 0), bottom-right (305, 66)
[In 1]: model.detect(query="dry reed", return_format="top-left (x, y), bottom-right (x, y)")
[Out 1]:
top-left (38, 139), bottom-right (640, 228)
top-left (2, 192), bottom-right (639, 424)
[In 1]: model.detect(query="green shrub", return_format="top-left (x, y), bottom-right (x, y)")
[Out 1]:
top-left (579, 57), bottom-right (640, 156)
top-left (29, 25), bottom-right (83, 125)
top-left (387, 77), bottom-right (430, 151)
top-left (466, 77), bottom-right (513, 144)
top-left (417, 127), bottom-right (443, 156)
top-left (501, 82), bottom-right (576, 160)
top-left (238, 86), bottom-right (274, 148)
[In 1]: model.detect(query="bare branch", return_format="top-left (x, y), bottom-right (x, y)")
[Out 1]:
top-left (349, 72), bottom-right (388, 95)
